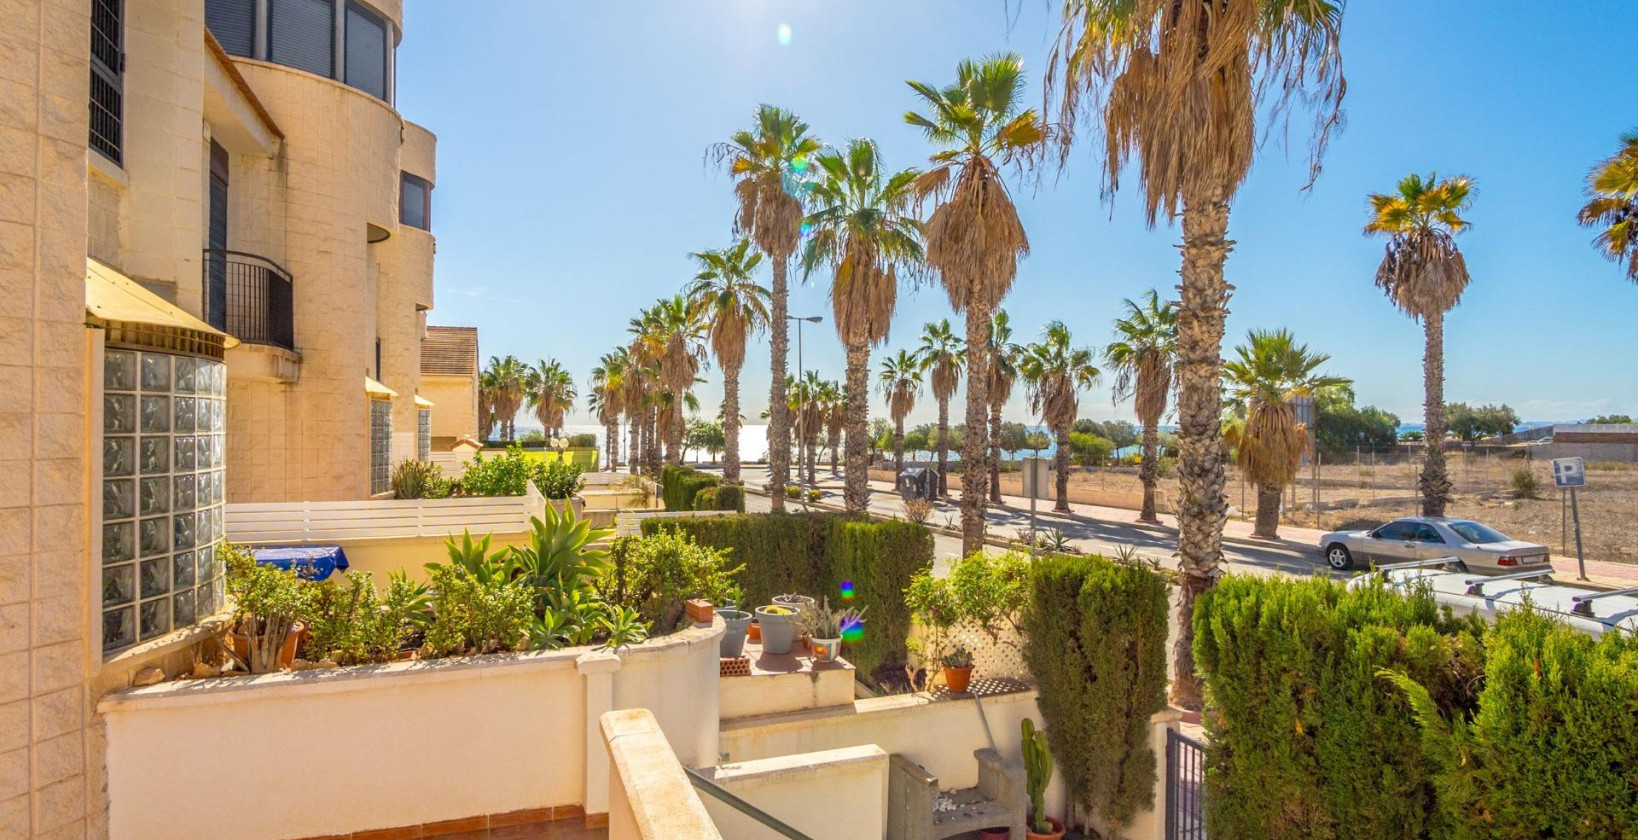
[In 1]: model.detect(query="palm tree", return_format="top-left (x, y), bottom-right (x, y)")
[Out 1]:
top-left (1019, 321), bottom-right (1100, 514)
top-left (685, 239), bottom-right (771, 487)
top-left (1046, 0), bottom-right (1347, 711)
top-left (799, 138), bottom-right (924, 512)
top-left (1577, 132), bottom-right (1638, 284)
top-left (478, 367), bottom-right (498, 442)
top-left (648, 295), bottom-right (708, 467)
top-left (525, 358), bottom-right (576, 438)
top-left (820, 379), bottom-right (846, 475)
top-left (1105, 291), bottom-right (1178, 523)
top-left (711, 106), bottom-right (823, 511)
top-left (986, 310), bottom-right (1021, 505)
top-left (588, 348), bottom-right (628, 471)
top-left (917, 320), bottom-right (965, 499)
top-left (1222, 329), bottom-right (1349, 538)
top-left (1365, 172), bottom-right (1475, 516)
top-left (480, 355), bottom-right (528, 442)
top-left (785, 371), bottom-right (827, 487)
top-left (907, 52), bottom-right (1047, 555)
top-left (879, 350), bottom-right (923, 475)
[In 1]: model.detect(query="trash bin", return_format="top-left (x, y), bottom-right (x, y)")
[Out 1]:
top-left (897, 467), bottom-right (937, 502)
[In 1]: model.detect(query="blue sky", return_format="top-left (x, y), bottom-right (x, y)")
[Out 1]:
top-left (397, 0), bottom-right (1638, 430)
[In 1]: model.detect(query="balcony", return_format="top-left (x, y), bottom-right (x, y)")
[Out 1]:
top-left (202, 249), bottom-right (294, 351)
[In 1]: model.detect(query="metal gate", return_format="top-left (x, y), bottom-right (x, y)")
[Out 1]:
top-left (1165, 728), bottom-right (1207, 840)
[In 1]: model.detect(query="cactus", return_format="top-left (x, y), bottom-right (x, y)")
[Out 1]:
top-left (1021, 717), bottom-right (1053, 834)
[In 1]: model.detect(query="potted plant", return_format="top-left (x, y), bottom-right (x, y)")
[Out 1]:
top-left (719, 608), bottom-right (753, 657)
top-left (1022, 718), bottom-right (1063, 840)
top-left (772, 593), bottom-right (816, 613)
top-left (754, 604), bottom-right (800, 655)
top-left (942, 646), bottom-right (975, 693)
top-left (804, 599), bottom-right (866, 663)
top-left (223, 544), bottom-right (313, 673)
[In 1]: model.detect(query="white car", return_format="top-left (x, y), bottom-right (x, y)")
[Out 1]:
top-left (1319, 517), bottom-right (1551, 573)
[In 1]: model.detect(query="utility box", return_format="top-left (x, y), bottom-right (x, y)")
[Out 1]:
top-left (897, 467), bottom-right (938, 502)
top-left (1020, 457), bottom-right (1052, 500)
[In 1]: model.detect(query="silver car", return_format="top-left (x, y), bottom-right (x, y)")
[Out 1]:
top-left (1319, 517), bottom-right (1551, 573)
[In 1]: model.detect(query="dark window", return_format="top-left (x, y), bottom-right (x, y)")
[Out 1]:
top-left (89, 0), bottom-right (123, 164)
top-left (205, 142), bottom-right (230, 330)
top-left (1409, 523), bottom-right (1445, 544)
top-left (344, 1), bottom-right (387, 100)
top-left (268, 0), bottom-right (333, 78)
top-left (400, 172), bottom-right (431, 230)
top-left (205, 0), bottom-right (255, 57)
top-left (1373, 521), bottom-right (1414, 542)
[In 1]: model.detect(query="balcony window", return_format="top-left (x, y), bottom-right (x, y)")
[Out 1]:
top-left (370, 399), bottom-right (391, 495)
top-left (207, 0), bottom-right (395, 103)
top-left (205, 0), bottom-right (255, 57)
top-left (268, 0), bottom-right (333, 78)
top-left (102, 349), bottom-right (228, 657)
top-left (401, 172), bottom-right (432, 231)
top-left (345, 1), bottom-right (388, 101)
top-left (89, 0), bottom-right (123, 164)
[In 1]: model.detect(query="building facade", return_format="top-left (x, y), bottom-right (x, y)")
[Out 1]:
top-left (419, 324), bottom-right (479, 450)
top-left (1, 0), bottom-right (452, 834)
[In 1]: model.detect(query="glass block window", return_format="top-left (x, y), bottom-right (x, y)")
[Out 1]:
top-left (370, 398), bottom-right (391, 494)
top-left (102, 348), bottom-right (228, 657)
top-left (417, 408), bottom-right (431, 461)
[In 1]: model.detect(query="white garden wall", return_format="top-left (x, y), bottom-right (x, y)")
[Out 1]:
top-left (99, 621), bottom-right (723, 840)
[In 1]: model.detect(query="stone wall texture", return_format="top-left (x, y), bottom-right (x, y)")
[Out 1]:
top-left (0, 1), bottom-right (97, 836)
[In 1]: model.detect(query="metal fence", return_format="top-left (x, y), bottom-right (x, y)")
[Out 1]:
top-left (202, 249), bottom-right (295, 350)
top-left (1165, 728), bottom-right (1207, 840)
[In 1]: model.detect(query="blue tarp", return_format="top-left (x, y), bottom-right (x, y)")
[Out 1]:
top-left (252, 545), bottom-right (350, 581)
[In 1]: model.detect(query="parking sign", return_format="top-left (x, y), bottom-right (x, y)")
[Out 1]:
top-left (1552, 457), bottom-right (1586, 488)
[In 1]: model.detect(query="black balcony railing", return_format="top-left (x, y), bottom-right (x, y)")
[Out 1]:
top-left (202, 250), bottom-right (294, 351)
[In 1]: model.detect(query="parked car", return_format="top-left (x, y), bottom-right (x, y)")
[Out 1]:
top-left (1319, 517), bottom-right (1550, 573)
top-left (1528, 435), bottom-right (1554, 446)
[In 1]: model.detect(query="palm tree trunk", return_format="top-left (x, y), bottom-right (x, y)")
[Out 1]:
top-left (605, 422), bottom-right (619, 472)
top-left (1170, 193), bottom-right (1234, 713)
top-left (627, 417), bottom-right (640, 475)
top-left (1420, 312), bottom-right (1452, 516)
top-left (647, 406), bottom-right (661, 475)
top-left (806, 435), bottom-right (817, 487)
top-left (989, 402), bottom-right (1004, 505)
top-left (1138, 420), bottom-right (1160, 523)
top-left (893, 418), bottom-right (906, 475)
top-left (666, 403), bottom-right (684, 467)
top-left (1253, 483), bottom-right (1282, 539)
top-left (1053, 427), bottom-right (1072, 513)
top-left (844, 343), bottom-right (870, 513)
top-left (960, 302), bottom-right (991, 555)
top-left (724, 365), bottom-right (742, 485)
top-left (768, 259), bottom-right (791, 512)
top-left (829, 432), bottom-right (840, 474)
top-left (936, 399), bottom-right (950, 498)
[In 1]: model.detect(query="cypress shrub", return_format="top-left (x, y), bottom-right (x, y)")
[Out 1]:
top-left (693, 486), bottom-right (718, 510)
top-left (1194, 576), bottom-right (1485, 840)
top-left (641, 512), bottom-right (932, 678)
top-left (1021, 554), bottom-right (1169, 832)
top-left (660, 465), bottom-right (719, 511)
top-left (714, 484), bottom-right (745, 512)
top-left (1387, 608), bottom-right (1638, 839)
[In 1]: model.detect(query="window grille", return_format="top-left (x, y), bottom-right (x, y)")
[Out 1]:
top-left (89, 0), bottom-right (123, 163)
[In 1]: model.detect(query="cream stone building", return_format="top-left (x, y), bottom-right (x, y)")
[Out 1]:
top-left (419, 324), bottom-right (480, 450)
top-left (0, 0), bottom-right (462, 834)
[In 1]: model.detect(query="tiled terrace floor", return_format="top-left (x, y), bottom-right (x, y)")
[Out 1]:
top-left (304, 812), bottom-right (606, 840)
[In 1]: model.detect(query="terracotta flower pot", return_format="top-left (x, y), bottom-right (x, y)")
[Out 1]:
top-left (229, 622), bottom-right (303, 670)
top-left (748, 621), bottom-right (762, 643)
top-left (944, 665), bottom-right (974, 694)
top-left (979, 828), bottom-right (1010, 840)
top-left (1027, 817), bottom-right (1065, 840)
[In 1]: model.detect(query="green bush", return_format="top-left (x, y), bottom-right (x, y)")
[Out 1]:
top-left (421, 563), bottom-right (534, 657)
top-left (714, 484), bottom-right (745, 512)
top-left (1386, 608), bottom-right (1638, 839)
top-left (693, 486), bottom-right (718, 510)
top-left (304, 571), bottom-right (428, 665)
top-left (534, 460), bottom-right (586, 499)
top-left (568, 433), bottom-right (598, 448)
top-left (460, 445), bottom-right (586, 498)
top-left (641, 513), bottom-right (932, 680)
top-left (599, 532), bottom-right (743, 634)
top-left (1194, 575), bottom-right (1485, 840)
top-left (1021, 554), bottom-right (1169, 832)
top-left (391, 459), bottom-right (451, 499)
top-left (661, 464), bottom-right (720, 511)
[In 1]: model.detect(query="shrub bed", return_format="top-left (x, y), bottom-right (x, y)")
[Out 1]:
top-left (1194, 575), bottom-right (1489, 840)
top-left (1021, 554), bottom-right (1169, 833)
top-left (641, 512), bottom-right (932, 678)
top-left (661, 465), bottom-right (720, 511)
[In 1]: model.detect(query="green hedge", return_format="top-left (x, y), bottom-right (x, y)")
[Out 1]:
top-left (661, 465), bottom-right (720, 511)
top-left (1021, 554), bottom-right (1169, 831)
top-left (641, 512), bottom-right (932, 679)
top-left (1194, 575), bottom-right (1488, 840)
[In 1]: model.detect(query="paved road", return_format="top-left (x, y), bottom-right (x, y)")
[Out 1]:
top-left (716, 465), bottom-right (1326, 579)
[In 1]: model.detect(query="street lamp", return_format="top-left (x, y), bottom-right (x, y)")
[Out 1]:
top-left (788, 315), bottom-right (822, 488)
